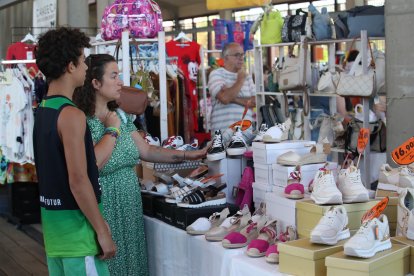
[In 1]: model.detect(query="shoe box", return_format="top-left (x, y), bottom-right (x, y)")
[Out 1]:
top-left (265, 187), bottom-right (309, 229)
top-left (325, 242), bottom-right (409, 276)
top-left (272, 162), bottom-right (338, 192)
top-left (296, 200), bottom-right (379, 239)
top-left (253, 163), bottom-right (274, 185)
top-left (375, 184), bottom-right (398, 236)
top-left (278, 238), bottom-right (347, 276)
top-left (174, 203), bottom-right (239, 231)
top-left (252, 140), bottom-right (315, 165)
top-left (392, 236), bottom-right (414, 274)
top-left (205, 157), bottom-right (247, 204)
top-left (141, 193), bottom-right (164, 217)
top-left (153, 197), bottom-right (178, 226)
top-left (252, 182), bottom-right (272, 208)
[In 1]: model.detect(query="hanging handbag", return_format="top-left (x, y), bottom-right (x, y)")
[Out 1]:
top-left (259, 97), bottom-right (284, 127)
top-left (278, 42), bottom-right (310, 91)
top-left (345, 118), bottom-right (386, 154)
top-left (336, 38), bottom-right (376, 97)
top-left (260, 9), bottom-right (284, 44)
top-left (282, 9), bottom-right (308, 42)
top-left (113, 40), bottom-right (149, 115)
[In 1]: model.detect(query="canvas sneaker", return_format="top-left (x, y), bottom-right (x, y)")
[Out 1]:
top-left (253, 123), bottom-right (268, 142)
top-left (162, 135), bottom-right (184, 149)
top-left (144, 133), bottom-right (160, 146)
top-left (226, 126), bottom-right (247, 156)
top-left (310, 206), bottom-right (350, 245)
top-left (177, 138), bottom-right (199, 151)
top-left (310, 168), bottom-right (342, 205)
top-left (344, 214), bottom-right (392, 258)
top-left (262, 118), bottom-right (291, 143)
top-left (207, 130), bottom-right (226, 161)
top-left (337, 164), bottom-right (369, 203)
top-left (399, 167), bottom-right (414, 189)
top-left (378, 164), bottom-right (400, 185)
top-left (397, 188), bottom-right (414, 238)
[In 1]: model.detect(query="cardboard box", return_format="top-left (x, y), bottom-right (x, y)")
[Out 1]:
top-left (253, 163), bottom-right (274, 185)
top-left (174, 203), bottom-right (239, 230)
top-left (325, 243), bottom-right (409, 276)
top-left (252, 140), bottom-right (315, 165)
top-left (205, 157), bottom-right (247, 204)
top-left (265, 187), bottom-right (309, 229)
top-left (296, 200), bottom-right (379, 238)
top-left (392, 236), bottom-right (414, 274)
top-left (153, 197), bottom-right (177, 225)
top-left (252, 182), bottom-right (271, 206)
top-left (375, 183), bottom-right (398, 236)
top-left (278, 238), bottom-right (347, 276)
top-left (272, 162), bottom-right (338, 190)
top-left (141, 193), bottom-right (164, 217)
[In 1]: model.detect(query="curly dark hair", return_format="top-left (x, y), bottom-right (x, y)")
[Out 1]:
top-left (73, 54), bottom-right (118, 116)
top-left (35, 27), bottom-right (90, 82)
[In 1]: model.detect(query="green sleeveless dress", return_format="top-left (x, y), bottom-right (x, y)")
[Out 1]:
top-left (87, 113), bottom-right (149, 276)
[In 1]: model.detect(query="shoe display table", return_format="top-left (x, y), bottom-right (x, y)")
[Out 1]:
top-left (144, 216), bottom-right (286, 276)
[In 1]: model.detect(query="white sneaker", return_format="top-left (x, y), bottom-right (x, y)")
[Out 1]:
top-left (337, 164), bottom-right (369, 203)
top-left (399, 167), bottom-right (414, 188)
top-left (310, 206), bottom-right (350, 245)
top-left (144, 133), bottom-right (160, 146)
top-left (262, 118), bottom-right (291, 143)
top-left (310, 168), bottom-right (342, 205)
top-left (226, 126), bottom-right (247, 156)
top-left (253, 123), bottom-right (268, 142)
top-left (397, 188), bottom-right (414, 238)
top-left (344, 214), bottom-right (392, 258)
top-left (378, 164), bottom-right (400, 185)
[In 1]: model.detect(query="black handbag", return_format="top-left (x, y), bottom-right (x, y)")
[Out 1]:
top-left (282, 9), bottom-right (308, 42)
top-left (259, 97), bottom-right (284, 127)
top-left (345, 118), bottom-right (386, 154)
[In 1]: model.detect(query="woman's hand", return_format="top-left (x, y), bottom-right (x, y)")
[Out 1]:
top-left (184, 142), bottom-right (211, 160)
top-left (104, 111), bottom-right (121, 129)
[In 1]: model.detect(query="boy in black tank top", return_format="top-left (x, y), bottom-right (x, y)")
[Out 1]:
top-left (33, 27), bottom-right (116, 275)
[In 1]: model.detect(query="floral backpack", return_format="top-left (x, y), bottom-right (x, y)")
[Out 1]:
top-left (101, 0), bottom-right (163, 41)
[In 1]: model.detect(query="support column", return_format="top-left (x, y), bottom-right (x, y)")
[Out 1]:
top-left (385, 1), bottom-right (414, 163)
top-left (219, 10), bottom-right (232, 20)
top-left (57, 0), bottom-right (88, 27)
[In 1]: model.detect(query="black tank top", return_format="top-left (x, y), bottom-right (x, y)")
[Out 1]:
top-left (33, 95), bottom-right (101, 210)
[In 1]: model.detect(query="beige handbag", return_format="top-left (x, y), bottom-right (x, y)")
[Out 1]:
top-left (336, 39), bottom-right (376, 97)
top-left (278, 42), bottom-right (310, 91)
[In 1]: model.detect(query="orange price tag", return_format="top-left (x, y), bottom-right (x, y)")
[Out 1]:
top-left (361, 197), bottom-right (389, 224)
top-left (391, 137), bottom-right (414, 166)
top-left (357, 128), bottom-right (370, 154)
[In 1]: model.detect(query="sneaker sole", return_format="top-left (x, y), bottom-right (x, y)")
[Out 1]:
top-left (310, 228), bottom-right (350, 245)
top-left (342, 193), bottom-right (369, 203)
top-left (265, 255), bottom-right (279, 264)
top-left (344, 239), bottom-right (392, 258)
top-left (226, 147), bottom-right (247, 156)
top-left (207, 152), bottom-right (226, 161)
top-left (177, 197), bottom-right (227, 208)
top-left (310, 194), bottom-right (343, 205)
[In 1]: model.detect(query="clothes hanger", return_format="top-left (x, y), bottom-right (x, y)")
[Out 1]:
top-left (21, 32), bottom-right (36, 43)
top-left (173, 31), bottom-right (192, 42)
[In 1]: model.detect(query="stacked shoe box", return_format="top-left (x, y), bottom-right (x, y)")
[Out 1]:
top-left (252, 140), bottom-right (315, 209)
top-left (272, 162), bottom-right (338, 192)
top-left (392, 236), bottom-right (414, 274)
top-left (296, 200), bottom-right (379, 238)
top-left (375, 183), bottom-right (398, 236)
top-left (325, 242), bottom-right (409, 276)
top-left (205, 157), bottom-right (247, 204)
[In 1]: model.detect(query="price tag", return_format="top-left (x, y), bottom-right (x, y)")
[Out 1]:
top-left (357, 128), bottom-right (370, 154)
top-left (391, 137), bottom-right (414, 165)
top-left (361, 197), bottom-right (389, 224)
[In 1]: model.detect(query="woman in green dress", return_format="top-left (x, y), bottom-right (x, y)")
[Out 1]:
top-left (73, 54), bottom-right (207, 276)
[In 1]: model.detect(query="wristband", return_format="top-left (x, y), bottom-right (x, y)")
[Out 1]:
top-left (104, 127), bottom-right (120, 139)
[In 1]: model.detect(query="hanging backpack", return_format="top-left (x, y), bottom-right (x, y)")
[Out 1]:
top-left (282, 9), bottom-right (308, 42)
top-left (101, 0), bottom-right (163, 41)
top-left (260, 10), bottom-right (284, 44)
top-left (308, 4), bottom-right (332, 40)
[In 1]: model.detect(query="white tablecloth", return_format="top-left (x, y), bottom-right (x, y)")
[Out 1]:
top-left (144, 216), bottom-right (287, 276)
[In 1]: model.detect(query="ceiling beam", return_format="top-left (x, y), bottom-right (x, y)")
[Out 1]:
top-left (0, 0), bottom-right (24, 10)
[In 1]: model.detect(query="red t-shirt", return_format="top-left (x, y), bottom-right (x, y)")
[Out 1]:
top-left (6, 42), bottom-right (38, 73)
top-left (166, 40), bottom-right (201, 131)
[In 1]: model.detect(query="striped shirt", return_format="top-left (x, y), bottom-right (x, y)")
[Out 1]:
top-left (208, 68), bottom-right (256, 131)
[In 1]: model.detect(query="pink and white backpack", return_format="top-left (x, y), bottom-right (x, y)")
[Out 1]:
top-left (101, 0), bottom-right (163, 41)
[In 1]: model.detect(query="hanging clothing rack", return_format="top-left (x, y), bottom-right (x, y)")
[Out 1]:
top-left (1, 59), bottom-right (36, 64)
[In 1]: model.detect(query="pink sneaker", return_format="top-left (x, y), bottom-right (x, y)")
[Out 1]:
top-left (284, 166), bottom-right (304, 199)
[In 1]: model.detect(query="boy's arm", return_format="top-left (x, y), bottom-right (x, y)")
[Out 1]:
top-left (58, 106), bottom-right (116, 259)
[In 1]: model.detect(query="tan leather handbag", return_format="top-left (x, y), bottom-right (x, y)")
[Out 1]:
top-left (116, 86), bottom-right (148, 115)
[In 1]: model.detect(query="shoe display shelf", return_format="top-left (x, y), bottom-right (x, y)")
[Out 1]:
top-left (278, 238), bottom-right (347, 276)
top-left (296, 200), bottom-right (379, 239)
top-left (141, 160), bottom-right (202, 182)
top-left (253, 31), bottom-right (385, 190)
top-left (325, 242), bottom-right (409, 276)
